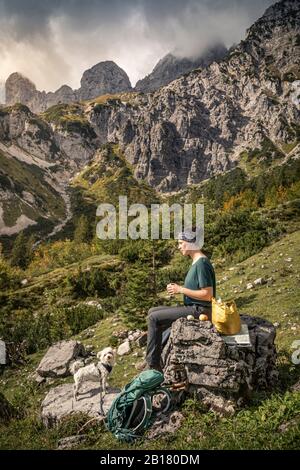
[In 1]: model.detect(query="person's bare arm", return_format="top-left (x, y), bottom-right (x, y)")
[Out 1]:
top-left (167, 283), bottom-right (213, 301)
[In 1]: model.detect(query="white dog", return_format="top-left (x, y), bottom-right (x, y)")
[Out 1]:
top-left (71, 347), bottom-right (115, 413)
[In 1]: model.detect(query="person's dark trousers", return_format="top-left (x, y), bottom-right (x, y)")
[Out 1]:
top-left (146, 304), bottom-right (211, 368)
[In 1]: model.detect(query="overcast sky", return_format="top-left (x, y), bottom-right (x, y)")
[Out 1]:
top-left (0, 0), bottom-right (274, 92)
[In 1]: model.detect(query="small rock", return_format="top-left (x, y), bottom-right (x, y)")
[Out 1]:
top-left (136, 332), bottom-right (147, 348)
top-left (128, 330), bottom-right (142, 342)
top-left (147, 411), bottom-right (184, 440)
top-left (246, 283), bottom-right (253, 290)
top-left (113, 330), bottom-right (129, 340)
top-left (117, 340), bottom-right (131, 356)
top-left (291, 380), bottom-right (300, 392)
top-left (253, 278), bottom-right (266, 286)
top-left (274, 322), bottom-right (280, 328)
top-left (278, 417), bottom-right (300, 433)
top-left (31, 372), bottom-right (45, 385)
top-left (57, 435), bottom-right (89, 450)
top-left (21, 279), bottom-right (28, 286)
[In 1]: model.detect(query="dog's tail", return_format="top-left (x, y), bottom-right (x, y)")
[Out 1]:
top-left (69, 360), bottom-right (83, 375)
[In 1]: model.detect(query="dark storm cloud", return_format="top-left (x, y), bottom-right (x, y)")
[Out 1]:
top-left (0, 0), bottom-right (275, 90)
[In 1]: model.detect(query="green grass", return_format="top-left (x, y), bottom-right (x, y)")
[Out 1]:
top-left (41, 103), bottom-right (97, 139)
top-left (1, 230), bottom-right (299, 450)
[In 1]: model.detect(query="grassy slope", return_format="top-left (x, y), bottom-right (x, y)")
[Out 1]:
top-left (0, 229), bottom-right (299, 450)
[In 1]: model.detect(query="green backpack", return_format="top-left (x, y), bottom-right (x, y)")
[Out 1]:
top-left (106, 370), bottom-right (171, 443)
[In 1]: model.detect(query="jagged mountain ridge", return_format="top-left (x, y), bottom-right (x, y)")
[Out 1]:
top-left (135, 43), bottom-right (228, 93)
top-left (5, 61), bottom-right (132, 114)
top-left (5, 44), bottom-right (228, 114)
top-left (0, 0), bottom-right (299, 238)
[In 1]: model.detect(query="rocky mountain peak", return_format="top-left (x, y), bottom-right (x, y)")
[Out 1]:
top-left (262, 0), bottom-right (299, 19)
top-left (135, 43), bottom-right (228, 93)
top-left (4, 61), bottom-right (133, 113)
top-left (245, 0), bottom-right (299, 41)
top-left (5, 72), bottom-right (38, 106)
top-left (78, 60), bottom-right (132, 100)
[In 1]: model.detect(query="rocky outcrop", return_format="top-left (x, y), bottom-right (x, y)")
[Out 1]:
top-left (5, 73), bottom-right (76, 114)
top-left (162, 315), bottom-right (278, 415)
top-left (41, 383), bottom-right (120, 427)
top-left (135, 43), bottom-right (227, 93)
top-left (36, 340), bottom-right (86, 378)
top-left (5, 61), bottom-right (132, 113)
top-left (77, 61), bottom-right (132, 100)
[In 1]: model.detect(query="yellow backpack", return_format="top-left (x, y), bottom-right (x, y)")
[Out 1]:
top-left (212, 297), bottom-right (241, 335)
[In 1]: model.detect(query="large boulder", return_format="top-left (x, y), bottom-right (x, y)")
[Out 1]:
top-left (162, 315), bottom-right (278, 414)
top-left (36, 340), bottom-right (86, 378)
top-left (41, 383), bottom-right (120, 427)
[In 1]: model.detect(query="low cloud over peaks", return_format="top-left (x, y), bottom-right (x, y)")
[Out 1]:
top-left (0, 0), bottom-right (274, 91)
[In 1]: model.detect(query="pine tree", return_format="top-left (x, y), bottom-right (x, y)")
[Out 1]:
top-left (119, 264), bottom-right (158, 329)
top-left (10, 232), bottom-right (28, 269)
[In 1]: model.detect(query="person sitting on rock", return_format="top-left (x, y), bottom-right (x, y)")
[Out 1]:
top-left (138, 227), bottom-right (216, 372)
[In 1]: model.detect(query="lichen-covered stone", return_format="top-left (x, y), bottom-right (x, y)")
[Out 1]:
top-left (162, 315), bottom-right (278, 414)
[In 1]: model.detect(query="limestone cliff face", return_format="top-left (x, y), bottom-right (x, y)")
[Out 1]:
top-left (135, 43), bottom-right (228, 93)
top-left (87, 0), bottom-right (300, 191)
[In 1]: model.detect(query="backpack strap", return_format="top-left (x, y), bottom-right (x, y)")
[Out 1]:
top-left (124, 394), bottom-right (153, 433)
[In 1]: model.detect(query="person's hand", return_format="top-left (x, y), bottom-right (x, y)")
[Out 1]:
top-left (167, 283), bottom-right (182, 295)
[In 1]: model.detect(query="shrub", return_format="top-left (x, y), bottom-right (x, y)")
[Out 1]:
top-left (67, 268), bottom-right (114, 298)
top-left (64, 304), bottom-right (104, 335)
top-left (0, 259), bottom-right (22, 290)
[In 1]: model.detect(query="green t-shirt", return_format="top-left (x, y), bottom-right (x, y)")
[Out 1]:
top-left (183, 257), bottom-right (216, 308)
